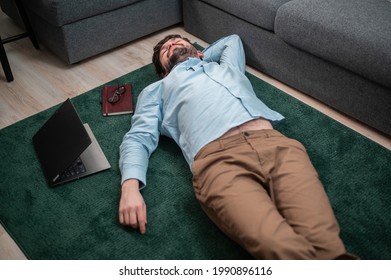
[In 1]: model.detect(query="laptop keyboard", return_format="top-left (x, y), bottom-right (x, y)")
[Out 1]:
top-left (59, 157), bottom-right (86, 180)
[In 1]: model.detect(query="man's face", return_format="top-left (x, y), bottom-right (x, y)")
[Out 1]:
top-left (159, 38), bottom-right (200, 76)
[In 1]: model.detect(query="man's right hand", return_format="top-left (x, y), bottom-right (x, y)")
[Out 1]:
top-left (119, 179), bottom-right (147, 234)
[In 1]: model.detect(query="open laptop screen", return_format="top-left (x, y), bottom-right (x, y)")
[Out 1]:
top-left (32, 99), bottom-right (92, 183)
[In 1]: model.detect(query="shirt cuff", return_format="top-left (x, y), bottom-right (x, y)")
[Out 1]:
top-left (121, 168), bottom-right (147, 190)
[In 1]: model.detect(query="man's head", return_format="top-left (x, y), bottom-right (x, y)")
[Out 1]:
top-left (152, 34), bottom-right (204, 77)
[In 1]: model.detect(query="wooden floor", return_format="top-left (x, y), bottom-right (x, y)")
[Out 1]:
top-left (1, 11), bottom-right (390, 260)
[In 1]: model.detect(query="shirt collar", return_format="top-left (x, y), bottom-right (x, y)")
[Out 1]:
top-left (185, 57), bottom-right (203, 71)
top-left (168, 57), bottom-right (203, 75)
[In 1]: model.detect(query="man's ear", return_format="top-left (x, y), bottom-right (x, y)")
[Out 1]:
top-left (197, 50), bottom-right (204, 59)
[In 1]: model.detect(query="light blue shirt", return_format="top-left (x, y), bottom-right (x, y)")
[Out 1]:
top-left (119, 34), bottom-right (284, 187)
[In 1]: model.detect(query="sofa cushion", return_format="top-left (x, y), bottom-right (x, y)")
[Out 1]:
top-left (23, 0), bottom-right (142, 27)
top-left (200, 0), bottom-right (292, 31)
top-left (275, 0), bottom-right (391, 88)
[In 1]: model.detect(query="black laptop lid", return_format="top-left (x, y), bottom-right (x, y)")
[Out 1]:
top-left (32, 99), bottom-right (92, 183)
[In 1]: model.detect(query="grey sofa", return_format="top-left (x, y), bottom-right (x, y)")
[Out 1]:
top-left (0, 0), bottom-right (182, 64)
top-left (184, 0), bottom-right (391, 137)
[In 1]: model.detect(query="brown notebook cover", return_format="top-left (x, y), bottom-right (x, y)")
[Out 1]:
top-left (102, 83), bottom-right (133, 116)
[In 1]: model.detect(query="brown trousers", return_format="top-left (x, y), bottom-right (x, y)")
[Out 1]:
top-left (192, 129), bottom-right (347, 259)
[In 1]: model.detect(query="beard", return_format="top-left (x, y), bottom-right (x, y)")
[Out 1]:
top-left (167, 46), bottom-right (199, 73)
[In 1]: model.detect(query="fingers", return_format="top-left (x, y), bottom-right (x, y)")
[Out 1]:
top-left (119, 200), bottom-right (147, 234)
top-left (138, 204), bottom-right (147, 234)
top-left (129, 203), bottom-right (147, 234)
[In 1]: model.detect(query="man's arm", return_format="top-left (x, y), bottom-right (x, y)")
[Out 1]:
top-left (202, 34), bottom-right (246, 73)
top-left (119, 82), bottom-right (162, 188)
top-left (118, 82), bottom-right (162, 234)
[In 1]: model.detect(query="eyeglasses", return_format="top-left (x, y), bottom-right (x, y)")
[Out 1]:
top-left (108, 84), bottom-right (126, 104)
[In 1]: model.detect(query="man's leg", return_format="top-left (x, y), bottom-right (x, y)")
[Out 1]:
top-left (192, 130), bottom-right (347, 259)
top-left (245, 131), bottom-right (347, 259)
top-left (193, 131), bottom-right (317, 259)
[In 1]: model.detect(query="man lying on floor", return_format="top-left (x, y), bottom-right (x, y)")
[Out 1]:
top-left (118, 33), bottom-right (357, 259)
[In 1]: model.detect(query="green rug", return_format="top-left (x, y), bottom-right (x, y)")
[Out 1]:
top-left (0, 63), bottom-right (390, 260)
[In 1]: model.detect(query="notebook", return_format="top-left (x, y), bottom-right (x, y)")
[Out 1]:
top-left (33, 99), bottom-right (111, 187)
top-left (101, 83), bottom-right (133, 116)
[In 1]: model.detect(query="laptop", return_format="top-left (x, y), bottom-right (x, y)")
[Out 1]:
top-left (33, 99), bottom-right (111, 187)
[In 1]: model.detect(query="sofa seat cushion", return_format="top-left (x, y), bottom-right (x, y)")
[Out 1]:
top-left (23, 0), bottom-right (142, 27)
top-left (200, 0), bottom-right (292, 31)
top-left (275, 0), bottom-right (391, 89)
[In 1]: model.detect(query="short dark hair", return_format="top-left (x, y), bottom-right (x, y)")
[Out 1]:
top-left (152, 34), bottom-right (192, 77)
